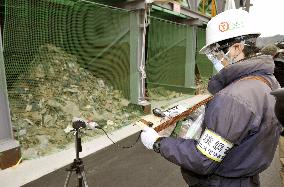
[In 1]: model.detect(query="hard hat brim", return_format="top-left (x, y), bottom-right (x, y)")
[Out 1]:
top-left (199, 32), bottom-right (261, 54)
top-left (199, 44), bottom-right (210, 54)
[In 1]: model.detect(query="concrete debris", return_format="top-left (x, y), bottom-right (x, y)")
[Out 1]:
top-left (64, 125), bottom-right (73, 134)
top-left (147, 87), bottom-right (183, 101)
top-left (9, 44), bottom-right (143, 158)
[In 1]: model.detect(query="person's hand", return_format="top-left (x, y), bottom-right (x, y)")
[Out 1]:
top-left (141, 127), bottom-right (160, 149)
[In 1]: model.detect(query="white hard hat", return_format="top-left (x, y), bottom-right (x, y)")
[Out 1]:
top-left (199, 9), bottom-right (260, 54)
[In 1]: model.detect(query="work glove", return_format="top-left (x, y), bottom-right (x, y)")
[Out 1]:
top-left (141, 126), bottom-right (160, 149)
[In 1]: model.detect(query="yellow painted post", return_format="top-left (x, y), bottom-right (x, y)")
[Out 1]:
top-left (211, 0), bottom-right (216, 17)
top-left (202, 0), bottom-right (205, 15)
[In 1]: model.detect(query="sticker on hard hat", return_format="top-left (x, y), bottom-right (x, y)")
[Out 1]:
top-left (218, 21), bottom-right (245, 32)
top-left (219, 22), bottom-right (229, 32)
top-left (197, 128), bottom-right (233, 162)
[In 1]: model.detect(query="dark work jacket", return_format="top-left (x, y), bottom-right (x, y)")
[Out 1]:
top-left (159, 55), bottom-right (282, 187)
top-left (274, 60), bottom-right (284, 87)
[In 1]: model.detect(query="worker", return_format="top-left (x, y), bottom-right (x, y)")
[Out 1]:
top-left (261, 44), bottom-right (284, 186)
top-left (141, 9), bottom-right (281, 186)
top-left (271, 88), bottom-right (284, 186)
top-left (260, 43), bottom-right (284, 87)
top-left (260, 43), bottom-right (279, 57)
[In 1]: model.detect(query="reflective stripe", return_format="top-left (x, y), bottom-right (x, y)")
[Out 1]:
top-left (197, 128), bottom-right (233, 162)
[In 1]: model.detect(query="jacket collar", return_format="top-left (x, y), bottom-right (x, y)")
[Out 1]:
top-left (208, 55), bottom-right (275, 94)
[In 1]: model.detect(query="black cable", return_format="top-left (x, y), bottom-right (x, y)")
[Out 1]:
top-left (98, 127), bottom-right (116, 145)
top-left (121, 131), bottom-right (142, 149)
top-left (96, 126), bottom-right (142, 149)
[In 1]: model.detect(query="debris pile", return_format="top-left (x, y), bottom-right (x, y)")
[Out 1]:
top-left (195, 77), bottom-right (209, 95)
top-left (147, 87), bottom-right (183, 101)
top-left (9, 44), bottom-right (142, 159)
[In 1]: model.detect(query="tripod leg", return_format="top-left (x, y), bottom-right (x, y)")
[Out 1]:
top-left (78, 174), bottom-right (83, 187)
top-left (81, 170), bottom-right (89, 187)
top-left (64, 171), bottom-right (73, 187)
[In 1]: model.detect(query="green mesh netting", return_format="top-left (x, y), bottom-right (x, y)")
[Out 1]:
top-left (146, 17), bottom-right (195, 100)
top-left (195, 28), bottom-right (213, 94)
top-left (196, 28), bottom-right (213, 78)
top-left (3, 0), bottom-right (143, 158)
top-left (147, 18), bottom-right (186, 87)
top-left (5, 0), bottom-right (131, 98)
top-left (1, 0), bottom-right (212, 158)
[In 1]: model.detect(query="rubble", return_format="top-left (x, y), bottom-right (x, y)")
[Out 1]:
top-left (7, 44), bottom-right (208, 159)
top-left (147, 87), bottom-right (183, 101)
top-left (195, 77), bottom-right (209, 95)
top-left (9, 44), bottom-right (143, 159)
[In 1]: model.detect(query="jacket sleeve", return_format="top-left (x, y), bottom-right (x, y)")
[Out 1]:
top-left (159, 94), bottom-right (256, 175)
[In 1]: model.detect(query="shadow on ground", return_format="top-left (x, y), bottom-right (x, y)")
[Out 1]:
top-left (23, 133), bottom-right (187, 187)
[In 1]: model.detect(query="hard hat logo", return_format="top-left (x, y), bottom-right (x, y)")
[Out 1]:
top-left (219, 22), bottom-right (229, 32)
top-left (219, 21), bottom-right (244, 33)
top-left (231, 21), bottom-right (245, 30)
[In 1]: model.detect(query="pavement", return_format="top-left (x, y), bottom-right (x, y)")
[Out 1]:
top-left (259, 146), bottom-right (281, 187)
top-left (24, 133), bottom-right (282, 187)
top-left (23, 132), bottom-right (188, 187)
top-left (0, 94), bottom-right (282, 187)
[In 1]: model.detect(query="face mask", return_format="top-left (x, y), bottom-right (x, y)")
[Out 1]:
top-left (211, 58), bottom-right (224, 72)
top-left (206, 53), bottom-right (224, 72)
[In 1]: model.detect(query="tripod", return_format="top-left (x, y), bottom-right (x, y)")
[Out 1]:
top-left (64, 127), bottom-right (89, 187)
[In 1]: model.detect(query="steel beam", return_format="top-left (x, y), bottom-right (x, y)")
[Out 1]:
top-left (152, 2), bottom-right (210, 24)
top-left (115, 0), bottom-right (146, 10)
top-left (245, 0), bottom-right (252, 12)
top-left (185, 26), bottom-right (196, 89)
top-left (0, 26), bottom-right (21, 169)
top-left (129, 10), bottom-right (150, 108)
top-left (118, 1), bottom-right (210, 24)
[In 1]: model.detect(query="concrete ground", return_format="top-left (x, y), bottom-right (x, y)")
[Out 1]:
top-left (260, 146), bottom-right (282, 187)
top-left (23, 132), bottom-right (282, 187)
top-left (23, 133), bottom-right (187, 187)
top-left (0, 94), bottom-right (282, 187)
